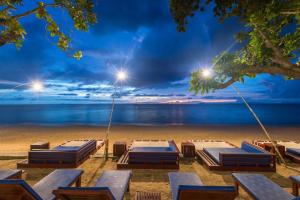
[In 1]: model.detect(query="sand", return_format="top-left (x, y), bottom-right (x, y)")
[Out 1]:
top-left (0, 125), bottom-right (300, 199)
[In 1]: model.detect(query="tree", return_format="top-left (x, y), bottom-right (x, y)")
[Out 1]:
top-left (0, 0), bottom-right (97, 59)
top-left (170, 0), bottom-right (300, 94)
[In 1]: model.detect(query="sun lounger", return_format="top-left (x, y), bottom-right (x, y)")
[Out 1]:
top-left (117, 140), bottom-right (180, 169)
top-left (253, 140), bottom-right (300, 163)
top-left (17, 139), bottom-right (105, 168)
top-left (0, 169), bottom-right (22, 179)
top-left (54, 170), bottom-right (132, 200)
top-left (0, 169), bottom-right (83, 200)
top-left (232, 173), bottom-right (300, 200)
top-left (290, 176), bottom-right (300, 196)
top-left (197, 141), bottom-right (276, 171)
top-left (168, 172), bottom-right (236, 200)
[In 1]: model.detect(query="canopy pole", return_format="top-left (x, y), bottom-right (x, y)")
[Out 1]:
top-left (104, 86), bottom-right (116, 161)
top-left (232, 85), bottom-right (286, 166)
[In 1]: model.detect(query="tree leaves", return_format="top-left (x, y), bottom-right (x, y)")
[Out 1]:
top-left (170, 0), bottom-right (300, 94)
top-left (0, 0), bottom-right (97, 60)
top-left (73, 50), bottom-right (82, 60)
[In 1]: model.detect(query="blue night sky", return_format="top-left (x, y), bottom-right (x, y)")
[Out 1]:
top-left (1, 0), bottom-right (300, 104)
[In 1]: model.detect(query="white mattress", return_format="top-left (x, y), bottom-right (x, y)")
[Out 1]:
top-left (191, 141), bottom-right (235, 150)
top-left (277, 141), bottom-right (300, 149)
top-left (130, 141), bottom-right (169, 148)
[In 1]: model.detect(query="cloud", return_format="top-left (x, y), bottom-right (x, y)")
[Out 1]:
top-left (92, 0), bottom-right (170, 35)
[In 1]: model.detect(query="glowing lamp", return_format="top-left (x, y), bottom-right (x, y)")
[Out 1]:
top-left (202, 69), bottom-right (212, 78)
top-left (116, 71), bottom-right (127, 81)
top-left (31, 81), bottom-right (44, 92)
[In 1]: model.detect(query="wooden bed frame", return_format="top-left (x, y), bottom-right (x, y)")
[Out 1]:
top-left (177, 189), bottom-right (237, 200)
top-left (117, 140), bottom-right (180, 170)
top-left (17, 139), bottom-right (105, 168)
top-left (253, 140), bottom-right (300, 163)
top-left (196, 142), bottom-right (276, 172)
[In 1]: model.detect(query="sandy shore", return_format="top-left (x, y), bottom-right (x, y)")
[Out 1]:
top-left (0, 125), bottom-right (300, 199)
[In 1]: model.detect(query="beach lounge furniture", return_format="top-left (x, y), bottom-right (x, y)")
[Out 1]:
top-left (0, 169), bottom-right (22, 179)
top-left (253, 140), bottom-right (300, 163)
top-left (232, 173), bottom-right (300, 200)
top-left (117, 140), bottom-right (180, 169)
top-left (54, 170), bottom-right (132, 200)
top-left (0, 169), bottom-right (83, 200)
top-left (17, 139), bottom-right (105, 168)
top-left (196, 141), bottom-right (276, 171)
top-left (135, 191), bottom-right (161, 200)
top-left (183, 140), bottom-right (237, 158)
top-left (168, 172), bottom-right (236, 200)
top-left (290, 176), bottom-right (300, 196)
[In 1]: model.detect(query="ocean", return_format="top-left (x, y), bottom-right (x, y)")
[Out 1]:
top-left (0, 103), bottom-right (299, 126)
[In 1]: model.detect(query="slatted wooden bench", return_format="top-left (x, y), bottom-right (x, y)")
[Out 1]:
top-left (135, 191), bottom-right (161, 200)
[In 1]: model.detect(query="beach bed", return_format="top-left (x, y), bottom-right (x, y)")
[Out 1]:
top-left (232, 173), bottom-right (298, 200)
top-left (196, 141), bottom-right (276, 171)
top-left (0, 169), bottom-right (82, 200)
top-left (169, 172), bottom-right (236, 200)
top-left (290, 176), bottom-right (300, 196)
top-left (117, 140), bottom-right (180, 169)
top-left (0, 169), bottom-right (22, 179)
top-left (253, 140), bottom-right (300, 163)
top-left (54, 170), bottom-right (132, 200)
top-left (17, 139), bottom-right (105, 168)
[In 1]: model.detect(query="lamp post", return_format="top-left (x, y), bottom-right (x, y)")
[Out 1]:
top-left (104, 70), bottom-right (127, 161)
top-left (200, 69), bottom-right (286, 165)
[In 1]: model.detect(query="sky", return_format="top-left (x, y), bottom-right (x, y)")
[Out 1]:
top-left (1, 0), bottom-right (300, 104)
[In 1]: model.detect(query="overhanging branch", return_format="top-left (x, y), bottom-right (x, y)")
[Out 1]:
top-left (12, 3), bottom-right (61, 19)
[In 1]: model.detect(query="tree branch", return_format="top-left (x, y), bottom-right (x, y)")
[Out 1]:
top-left (214, 66), bottom-right (300, 89)
top-left (255, 28), bottom-right (300, 72)
top-left (281, 10), bottom-right (300, 15)
top-left (216, 77), bottom-right (237, 89)
top-left (12, 3), bottom-right (61, 19)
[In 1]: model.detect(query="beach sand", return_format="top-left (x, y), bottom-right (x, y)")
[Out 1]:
top-left (0, 125), bottom-right (299, 199)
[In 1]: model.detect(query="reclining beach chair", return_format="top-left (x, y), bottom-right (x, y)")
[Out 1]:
top-left (54, 170), bottom-right (132, 200)
top-left (0, 169), bottom-right (22, 179)
top-left (0, 169), bottom-right (83, 200)
top-left (290, 176), bottom-right (300, 196)
top-left (232, 173), bottom-right (300, 200)
top-left (168, 172), bottom-right (236, 200)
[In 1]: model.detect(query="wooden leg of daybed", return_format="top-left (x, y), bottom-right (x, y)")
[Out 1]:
top-left (292, 182), bottom-right (299, 196)
top-left (76, 175), bottom-right (81, 187)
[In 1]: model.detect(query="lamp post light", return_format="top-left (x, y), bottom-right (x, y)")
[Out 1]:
top-left (200, 68), bottom-right (286, 165)
top-left (31, 81), bottom-right (44, 92)
top-left (104, 70), bottom-right (127, 161)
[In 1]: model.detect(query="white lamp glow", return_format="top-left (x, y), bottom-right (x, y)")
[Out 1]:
top-left (31, 81), bottom-right (44, 92)
top-left (116, 71), bottom-right (127, 81)
top-left (202, 69), bottom-right (212, 78)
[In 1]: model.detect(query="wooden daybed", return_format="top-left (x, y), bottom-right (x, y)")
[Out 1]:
top-left (54, 170), bottom-right (132, 200)
top-left (196, 141), bottom-right (276, 171)
top-left (0, 169), bottom-right (83, 200)
top-left (253, 140), bottom-right (300, 163)
top-left (17, 139), bottom-right (105, 168)
top-left (169, 172), bottom-right (236, 200)
top-left (117, 140), bottom-right (180, 169)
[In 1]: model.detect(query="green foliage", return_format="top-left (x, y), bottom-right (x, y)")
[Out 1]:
top-left (170, 0), bottom-right (300, 94)
top-left (0, 0), bottom-right (97, 59)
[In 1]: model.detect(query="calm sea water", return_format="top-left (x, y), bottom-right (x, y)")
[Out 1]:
top-left (0, 103), bottom-right (299, 126)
